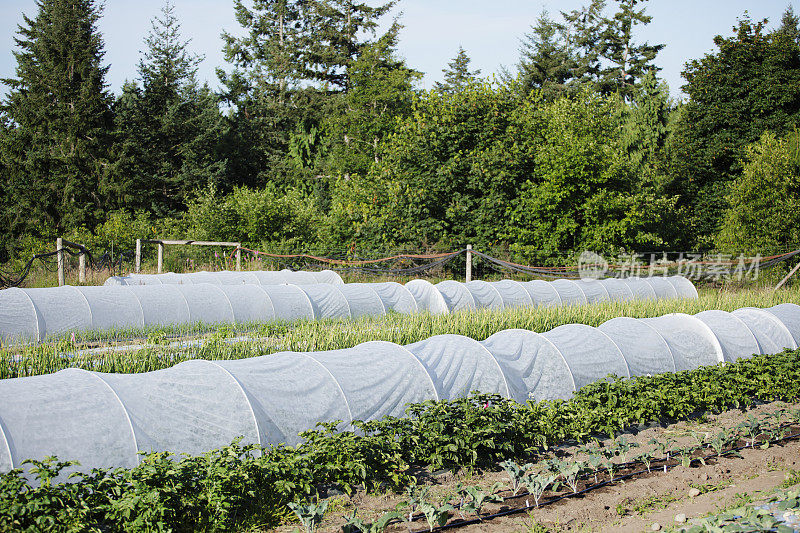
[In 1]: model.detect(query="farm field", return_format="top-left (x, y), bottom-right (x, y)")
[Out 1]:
top-left (2, 282), bottom-right (800, 531)
top-left (273, 400), bottom-right (800, 533)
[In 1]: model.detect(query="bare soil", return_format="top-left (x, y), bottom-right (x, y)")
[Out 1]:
top-left (275, 401), bottom-right (800, 533)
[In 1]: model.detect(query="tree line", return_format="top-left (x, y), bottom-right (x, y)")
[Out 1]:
top-left (1, 0), bottom-right (800, 265)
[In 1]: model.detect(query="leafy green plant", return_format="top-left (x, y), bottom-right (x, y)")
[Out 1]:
top-left (400, 485), bottom-right (428, 525)
top-left (648, 437), bottom-right (675, 461)
top-left (602, 457), bottom-right (617, 481)
top-left (288, 499), bottom-right (329, 533)
top-left (586, 453), bottom-right (605, 483)
top-left (500, 459), bottom-right (533, 496)
top-left (524, 473), bottom-right (556, 508)
top-left (635, 450), bottom-right (654, 473)
top-left (418, 501), bottom-right (453, 532)
top-left (706, 429), bottom-right (726, 456)
top-left (556, 460), bottom-right (583, 494)
top-left (738, 415), bottom-right (764, 447)
top-left (612, 436), bottom-right (640, 462)
top-left (459, 482), bottom-right (503, 519)
top-left (341, 510), bottom-right (400, 533)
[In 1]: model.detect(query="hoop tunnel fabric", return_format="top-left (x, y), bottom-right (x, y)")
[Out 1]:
top-left (694, 310), bottom-right (761, 362)
top-left (1, 276), bottom-right (698, 345)
top-left (641, 314), bottom-right (725, 371)
top-left (1, 303), bottom-right (799, 478)
top-left (732, 308), bottom-right (798, 355)
top-left (106, 269), bottom-right (344, 286)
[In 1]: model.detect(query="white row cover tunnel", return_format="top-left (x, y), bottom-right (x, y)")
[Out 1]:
top-left (105, 269), bottom-right (344, 286)
top-left (0, 303), bottom-right (797, 478)
top-left (0, 276), bottom-right (697, 345)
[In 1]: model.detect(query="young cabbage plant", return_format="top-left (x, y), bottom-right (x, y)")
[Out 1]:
top-left (557, 460), bottom-right (583, 494)
top-left (524, 473), bottom-right (556, 508)
top-left (419, 501), bottom-right (453, 532)
top-left (602, 457), bottom-right (617, 481)
top-left (288, 499), bottom-right (329, 533)
top-left (401, 485), bottom-right (429, 526)
top-left (708, 430), bottom-right (731, 456)
top-left (648, 437), bottom-right (675, 460)
top-left (738, 415), bottom-right (763, 447)
top-left (461, 482), bottom-right (504, 519)
top-left (586, 453), bottom-right (605, 483)
top-left (636, 451), bottom-right (654, 473)
top-left (500, 459), bottom-right (534, 496)
top-left (613, 436), bottom-right (640, 463)
top-left (342, 510), bottom-right (401, 533)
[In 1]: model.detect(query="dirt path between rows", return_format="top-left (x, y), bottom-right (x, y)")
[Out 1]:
top-left (276, 401), bottom-right (800, 533)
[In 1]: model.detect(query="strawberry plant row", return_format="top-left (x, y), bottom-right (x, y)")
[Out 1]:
top-left (1, 349), bottom-right (799, 532)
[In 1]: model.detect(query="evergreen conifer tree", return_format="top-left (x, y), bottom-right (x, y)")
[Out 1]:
top-left (512, 11), bottom-right (574, 98)
top-left (778, 5), bottom-right (800, 45)
top-left (113, 1), bottom-right (226, 216)
top-left (434, 46), bottom-right (481, 94)
top-left (0, 0), bottom-right (113, 243)
top-left (596, 0), bottom-right (664, 98)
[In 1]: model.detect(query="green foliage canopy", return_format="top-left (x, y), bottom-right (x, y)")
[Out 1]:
top-left (717, 130), bottom-right (800, 253)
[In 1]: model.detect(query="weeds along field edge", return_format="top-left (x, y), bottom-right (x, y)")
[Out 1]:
top-left (1, 286), bottom-right (799, 379)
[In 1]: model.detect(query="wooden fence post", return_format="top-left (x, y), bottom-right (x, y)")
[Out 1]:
top-left (56, 237), bottom-right (64, 286)
top-left (157, 242), bottom-right (164, 274)
top-left (235, 245), bottom-right (242, 271)
top-left (466, 244), bottom-right (472, 283)
top-left (135, 239), bottom-right (142, 273)
top-left (775, 260), bottom-right (800, 292)
top-left (78, 251), bottom-right (86, 283)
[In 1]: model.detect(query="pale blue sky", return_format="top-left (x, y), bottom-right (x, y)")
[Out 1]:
top-left (1, 0), bottom-right (798, 100)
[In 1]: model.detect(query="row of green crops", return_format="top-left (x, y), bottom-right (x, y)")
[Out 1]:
top-left (2, 348), bottom-right (800, 532)
top-left (3, 286), bottom-right (800, 379)
top-left (305, 406), bottom-right (800, 532)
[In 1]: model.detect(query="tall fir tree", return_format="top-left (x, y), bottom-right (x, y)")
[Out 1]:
top-left (512, 11), bottom-right (575, 98)
top-left (301, 0), bottom-right (398, 90)
top-left (219, 0), bottom-right (317, 187)
top-left (560, 0), bottom-right (606, 85)
top-left (113, 1), bottom-right (226, 216)
top-left (0, 0), bottom-right (113, 247)
top-left (619, 70), bottom-right (670, 173)
top-left (596, 0), bottom-right (664, 98)
top-left (778, 5), bottom-right (800, 45)
top-left (434, 46), bottom-right (481, 94)
top-left (219, 0), bottom-right (399, 188)
top-left (324, 22), bottom-right (421, 177)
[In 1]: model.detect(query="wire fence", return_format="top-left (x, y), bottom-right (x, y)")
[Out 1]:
top-left (3, 243), bottom-right (800, 289)
top-left (0, 246), bottom-right (135, 289)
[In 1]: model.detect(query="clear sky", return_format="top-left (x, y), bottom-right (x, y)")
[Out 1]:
top-left (1, 0), bottom-right (798, 101)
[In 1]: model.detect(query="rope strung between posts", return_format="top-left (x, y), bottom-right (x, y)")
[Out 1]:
top-left (231, 246), bottom-right (800, 279)
top-left (4, 244), bottom-right (799, 288)
top-left (0, 245), bottom-right (135, 289)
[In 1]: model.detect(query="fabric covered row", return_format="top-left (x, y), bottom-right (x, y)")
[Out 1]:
top-left (105, 269), bottom-right (344, 286)
top-left (428, 276), bottom-right (696, 314)
top-left (1, 303), bottom-right (797, 479)
top-left (0, 283), bottom-right (417, 344)
top-left (0, 276), bottom-right (697, 345)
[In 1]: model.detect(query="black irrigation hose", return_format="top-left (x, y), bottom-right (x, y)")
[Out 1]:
top-left (402, 426), bottom-right (800, 532)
